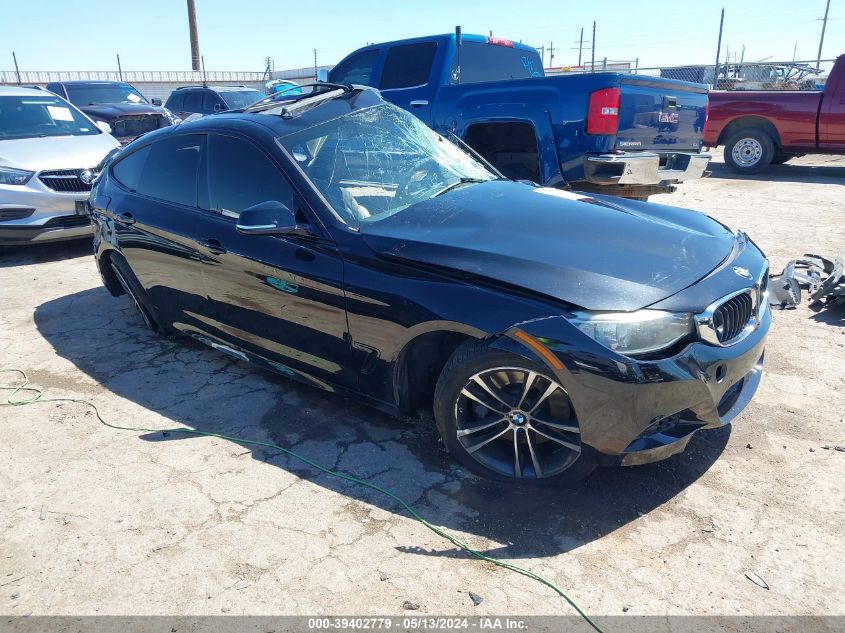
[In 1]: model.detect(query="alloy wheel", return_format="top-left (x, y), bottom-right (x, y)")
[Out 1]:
top-left (454, 367), bottom-right (581, 479)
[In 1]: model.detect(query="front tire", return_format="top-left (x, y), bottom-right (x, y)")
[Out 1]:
top-left (723, 128), bottom-right (775, 174)
top-left (433, 340), bottom-right (596, 484)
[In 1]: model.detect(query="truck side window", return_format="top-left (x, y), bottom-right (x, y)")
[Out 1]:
top-left (329, 50), bottom-right (378, 87)
top-left (454, 42), bottom-right (542, 84)
top-left (380, 42), bottom-right (437, 90)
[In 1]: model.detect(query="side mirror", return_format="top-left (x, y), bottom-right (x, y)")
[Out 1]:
top-left (151, 98), bottom-right (162, 106)
top-left (236, 201), bottom-right (310, 236)
top-left (316, 69), bottom-right (329, 83)
top-left (213, 103), bottom-right (225, 112)
top-left (95, 120), bottom-right (112, 134)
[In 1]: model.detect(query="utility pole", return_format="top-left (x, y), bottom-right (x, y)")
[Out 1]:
top-left (548, 41), bottom-right (555, 67)
top-left (12, 51), bottom-right (21, 85)
top-left (538, 45), bottom-right (545, 67)
top-left (116, 53), bottom-right (123, 81)
top-left (591, 21), bottom-right (596, 72)
top-left (201, 55), bottom-right (207, 86)
top-left (187, 0), bottom-right (201, 71)
top-left (572, 27), bottom-right (589, 67)
top-left (313, 49), bottom-right (318, 80)
top-left (816, 0), bottom-right (830, 70)
top-left (713, 8), bottom-right (725, 87)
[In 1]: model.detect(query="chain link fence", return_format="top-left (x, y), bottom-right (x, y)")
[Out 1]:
top-left (545, 59), bottom-right (837, 90)
top-left (2, 59), bottom-right (837, 94)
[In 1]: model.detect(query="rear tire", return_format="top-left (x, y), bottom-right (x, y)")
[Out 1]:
top-left (110, 254), bottom-right (161, 333)
top-left (433, 339), bottom-right (596, 485)
top-left (723, 128), bottom-right (775, 174)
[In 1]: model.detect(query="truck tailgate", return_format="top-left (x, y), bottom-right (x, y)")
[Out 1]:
top-left (615, 76), bottom-right (708, 152)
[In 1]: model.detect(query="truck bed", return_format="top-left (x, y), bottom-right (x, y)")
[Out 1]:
top-left (431, 72), bottom-right (708, 188)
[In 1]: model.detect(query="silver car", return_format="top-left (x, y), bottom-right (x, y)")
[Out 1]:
top-left (0, 86), bottom-right (120, 246)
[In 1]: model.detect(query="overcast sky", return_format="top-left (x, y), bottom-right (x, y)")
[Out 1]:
top-left (3, 0), bottom-right (841, 73)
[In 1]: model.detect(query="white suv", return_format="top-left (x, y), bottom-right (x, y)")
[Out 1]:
top-left (0, 86), bottom-right (120, 246)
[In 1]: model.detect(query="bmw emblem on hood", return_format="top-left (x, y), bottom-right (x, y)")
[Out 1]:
top-left (79, 169), bottom-right (95, 185)
top-left (733, 266), bottom-right (753, 280)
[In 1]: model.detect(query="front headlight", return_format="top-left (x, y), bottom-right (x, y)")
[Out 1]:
top-left (567, 309), bottom-right (693, 355)
top-left (0, 166), bottom-right (35, 186)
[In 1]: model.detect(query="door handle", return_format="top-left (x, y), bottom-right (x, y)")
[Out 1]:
top-left (409, 100), bottom-right (429, 107)
top-left (197, 238), bottom-right (227, 255)
top-left (115, 211), bottom-right (135, 225)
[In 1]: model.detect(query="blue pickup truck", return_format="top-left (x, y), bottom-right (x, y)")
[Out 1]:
top-left (325, 31), bottom-right (710, 198)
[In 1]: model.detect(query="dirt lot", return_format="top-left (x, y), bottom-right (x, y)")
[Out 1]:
top-left (1, 150), bottom-right (843, 625)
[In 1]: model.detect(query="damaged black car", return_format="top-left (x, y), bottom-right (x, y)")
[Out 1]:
top-left (89, 85), bottom-right (770, 483)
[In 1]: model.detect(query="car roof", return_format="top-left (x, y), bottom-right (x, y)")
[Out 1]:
top-left (172, 86), bottom-right (386, 137)
top-left (0, 85), bottom-right (55, 97)
top-left (51, 80), bottom-right (131, 85)
top-left (350, 32), bottom-right (539, 55)
top-left (174, 85), bottom-right (261, 92)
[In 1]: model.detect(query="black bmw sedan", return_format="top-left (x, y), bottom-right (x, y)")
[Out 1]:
top-left (89, 85), bottom-right (770, 484)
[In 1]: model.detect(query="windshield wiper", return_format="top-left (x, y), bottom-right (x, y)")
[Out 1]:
top-left (432, 177), bottom-right (487, 198)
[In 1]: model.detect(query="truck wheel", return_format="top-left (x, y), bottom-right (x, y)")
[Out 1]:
top-left (724, 129), bottom-right (775, 174)
top-left (771, 152), bottom-right (792, 165)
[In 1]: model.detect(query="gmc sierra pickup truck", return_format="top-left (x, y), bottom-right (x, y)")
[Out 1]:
top-left (326, 31), bottom-right (710, 199)
top-left (704, 54), bottom-right (845, 173)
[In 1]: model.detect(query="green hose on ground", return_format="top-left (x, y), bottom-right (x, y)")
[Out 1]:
top-left (0, 367), bottom-right (604, 633)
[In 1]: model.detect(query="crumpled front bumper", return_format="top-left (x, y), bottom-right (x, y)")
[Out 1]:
top-left (584, 151), bottom-right (711, 185)
top-left (510, 301), bottom-right (770, 468)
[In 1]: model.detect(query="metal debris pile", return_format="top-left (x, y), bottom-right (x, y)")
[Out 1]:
top-left (768, 253), bottom-right (845, 311)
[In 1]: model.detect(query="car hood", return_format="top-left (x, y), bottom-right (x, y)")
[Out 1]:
top-left (0, 133), bottom-right (121, 171)
top-left (360, 181), bottom-right (737, 311)
top-left (80, 103), bottom-right (163, 120)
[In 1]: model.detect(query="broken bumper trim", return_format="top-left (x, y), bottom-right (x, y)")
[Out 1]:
top-left (619, 353), bottom-right (764, 466)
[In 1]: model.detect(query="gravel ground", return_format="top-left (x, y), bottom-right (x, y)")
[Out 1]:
top-left (0, 150), bottom-right (843, 625)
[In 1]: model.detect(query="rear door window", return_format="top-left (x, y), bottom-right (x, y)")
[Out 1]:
top-left (165, 92), bottom-right (183, 111)
top-left (111, 145), bottom-right (151, 191)
top-left (329, 50), bottom-right (379, 86)
top-left (113, 134), bottom-right (203, 206)
top-left (380, 42), bottom-right (437, 89)
top-left (202, 92), bottom-right (222, 113)
top-left (182, 91), bottom-right (203, 113)
top-left (204, 134), bottom-right (295, 218)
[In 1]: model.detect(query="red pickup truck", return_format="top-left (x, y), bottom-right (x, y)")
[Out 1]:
top-left (703, 54), bottom-right (845, 173)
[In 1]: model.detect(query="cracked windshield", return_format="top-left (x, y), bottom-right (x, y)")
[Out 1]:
top-left (278, 103), bottom-right (496, 225)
